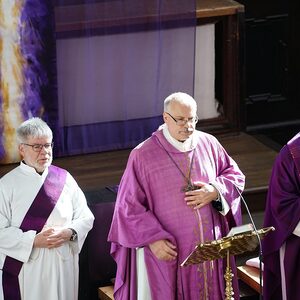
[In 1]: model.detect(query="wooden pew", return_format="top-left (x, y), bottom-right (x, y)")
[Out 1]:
top-left (98, 285), bottom-right (114, 300)
top-left (237, 265), bottom-right (263, 295)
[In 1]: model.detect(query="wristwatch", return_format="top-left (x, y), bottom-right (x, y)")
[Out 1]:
top-left (209, 183), bottom-right (223, 211)
top-left (69, 228), bottom-right (78, 241)
top-left (212, 199), bottom-right (223, 211)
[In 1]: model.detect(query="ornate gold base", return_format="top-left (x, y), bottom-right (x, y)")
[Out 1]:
top-left (224, 250), bottom-right (234, 300)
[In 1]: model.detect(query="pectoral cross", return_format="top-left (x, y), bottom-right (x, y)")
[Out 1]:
top-left (182, 181), bottom-right (198, 192)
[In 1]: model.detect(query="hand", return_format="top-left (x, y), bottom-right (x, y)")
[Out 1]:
top-left (148, 239), bottom-right (177, 261)
top-left (34, 228), bottom-right (72, 249)
top-left (184, 181), bottom-right (218, 210)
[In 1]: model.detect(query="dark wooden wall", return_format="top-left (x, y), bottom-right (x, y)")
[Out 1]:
top-left (238, 0), bottom-right (300, 133)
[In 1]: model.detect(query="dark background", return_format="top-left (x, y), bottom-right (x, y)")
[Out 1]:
top-left (238, 0), bottom-right (300, 145)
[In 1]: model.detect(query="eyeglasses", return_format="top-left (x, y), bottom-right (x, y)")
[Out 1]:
top-left (22, 142), bottom-right (54, 152)
top-left (166, 112), bottom-right (198, 126)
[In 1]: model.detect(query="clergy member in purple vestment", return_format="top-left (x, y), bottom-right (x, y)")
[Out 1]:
top-left (0, 117), bottom-right (94, 300)
top-left (108, 92), bottom-right (245, 300)
top-left (262, 132), bottom-right (300, 300)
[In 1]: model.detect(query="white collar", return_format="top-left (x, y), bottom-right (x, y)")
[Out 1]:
top-left (161, 124), bottom-right (195, 152)
top-left (20, 161), bottom-right (49, 178)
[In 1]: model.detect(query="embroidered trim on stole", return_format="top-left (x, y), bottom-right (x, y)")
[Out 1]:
top-left (2, 165), bottom-right (67, 300)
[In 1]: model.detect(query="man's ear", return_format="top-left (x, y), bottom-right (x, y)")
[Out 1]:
top-left (18, 144), bottom-right (25, 157)
top-left (163, 112), bottom-right (168, 123)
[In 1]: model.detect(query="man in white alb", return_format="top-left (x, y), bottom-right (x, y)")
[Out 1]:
top-left (0, 117), bottom-right (94, 300)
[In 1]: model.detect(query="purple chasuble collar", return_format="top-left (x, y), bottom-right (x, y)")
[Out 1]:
top-left (2, 165), bottom-right (67, 300)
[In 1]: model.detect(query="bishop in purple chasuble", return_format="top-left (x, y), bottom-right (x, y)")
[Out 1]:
top-left (263, 133), bottom-right (300, 300)
top-left (108, 128), bottom-right (245, 299)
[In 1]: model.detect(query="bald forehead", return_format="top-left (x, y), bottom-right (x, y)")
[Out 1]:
top-left (168, 101), bottom-right (197, 117)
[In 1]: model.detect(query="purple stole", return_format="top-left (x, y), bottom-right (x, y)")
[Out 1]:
top-left (2, 165), bottom-right (67, 300)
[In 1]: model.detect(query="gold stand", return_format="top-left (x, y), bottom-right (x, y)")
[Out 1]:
top-left (219, 238), bottom-right (234, 299)
top-left (180, 227), bottom-right (275, 298)
top-left (224, 250), bottom-right (234, 299)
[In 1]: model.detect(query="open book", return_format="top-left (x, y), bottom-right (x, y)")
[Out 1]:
top-left (226, 223), bottom-right (254, 237)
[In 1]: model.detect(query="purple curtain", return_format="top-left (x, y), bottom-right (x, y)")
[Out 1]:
top-left (54, 0), bottom-right (196, 156)
top-left (0, 1), bottom-right (58, 163)
top-left (0, 0), bottom-right (196, 163)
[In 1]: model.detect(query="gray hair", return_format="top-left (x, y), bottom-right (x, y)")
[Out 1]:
top-left (164, 92), bottom-right (197, 112)
top-left (16, 117), bottom-right (53, 144)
